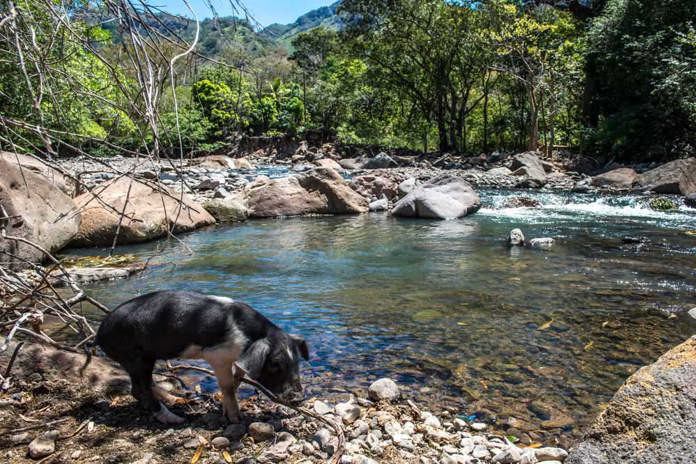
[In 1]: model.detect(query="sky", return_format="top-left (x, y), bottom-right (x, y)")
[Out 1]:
top-left (161, 1), bottom-right (334, 27)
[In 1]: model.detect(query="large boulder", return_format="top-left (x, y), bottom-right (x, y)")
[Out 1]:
top-left (567, 336), bottom-right (696, 464)
top-left (591, 168), bottom-right (638, 189)
top-left (511, 152), bottom-right (547, 188)
top-left (247, 168), bottom-right (368, 218)
top-left (0, 151), bottom-right (75, 196)
top-left (362, 153), bottom-right (398, 169)
top-left (0, 156), bottom-right (80, 269)
top-left (351, 175), bottom-right (399, 201)
top-left (203, 195), bottom-right (249, 223)
top-left (314, 158), bottom-right (345, 172)
top-left (391, 175), bottom-right (480, 219)
top-left (635, 158), bottom-right (696, 195)
top-left (70, 177), bottom-right (215, 247)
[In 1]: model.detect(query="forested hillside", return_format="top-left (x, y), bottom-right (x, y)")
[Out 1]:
top-left (1, 0), bottom-right (694, 162)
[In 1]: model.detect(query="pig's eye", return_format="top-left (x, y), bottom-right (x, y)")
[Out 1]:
top-left (268, 360), bottom-right (280, 372)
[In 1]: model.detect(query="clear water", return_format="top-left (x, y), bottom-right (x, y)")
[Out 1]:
top-left (69, 189), bottom-right (696, 446)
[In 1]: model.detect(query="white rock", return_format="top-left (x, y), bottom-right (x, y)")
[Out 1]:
top-left (424, 415), bottom-right (442, 429)
top-left (313, 428), bottom-right (333, 451)
top-left (349, 420), bottom-right (370, 439)
top-left (688, 307), bottom-right (696, 320)
top-left (472, 444), bottom-right (490, 459)
top-left (534, 447), bottom-right (568, 461)
top-left (441, 454), bottom-right (473, 464)
top-left (453, 418), bottom-right (468, 431)
top-left (335, 402), bottom-right (362, 425)
top-left (403, 421), bottom-right (416, 435)
top-left (470, 422), bottom-right (487, 431)
top-left (314, 400), bottom-right (332, 415)
top-left (28, 430), bottom-right (58, 459)
top-left (530, 237), bottom-right (554, 249)
top-left (392, 433), bottom-right (415, 451)
top-left (537, 461), bottom-right (563, 464)
top-left (369, 197), bottom-right (389, 212)
top-left (493, 447), bottom-right (522, 463)
top-left (368, 378), bottom-right (400, 402)
top-left (508, 228), bottom-right (525, 246)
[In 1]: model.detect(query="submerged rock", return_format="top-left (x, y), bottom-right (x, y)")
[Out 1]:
top-left (567, 336), bottom-right (696, 464)
top-left (503, 197), bottom-right (541, 208)
top-left (530, 238), bottom-right (554, 249)
top-left (203, 195), bottom-right (249, 223)
top-left (391, 175), bottom-right (480, 219)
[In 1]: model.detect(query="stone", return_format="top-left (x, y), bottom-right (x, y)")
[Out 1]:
top-left (470, 422), bottom-right (487, 431)
top-left (247, 168), bottom-right (368, 218)
top-left (262, 432), bottom-right (296, 460)
top-left (472, 445), bottom-right (490, 459)
top-left (313, 428), bottom-right (335, 454)
top-left (131, 453), bottom-right (155, 464)
top-left (362, 152), bottom-right (398, 169)
top-left (71, 177), bottom-right (215, 247)
top-left (352, 175), bottom-right (399, 200)
top-left (235, 158), bottom-right (253, 170)
top-left (0, 151), bottom-right (75, 195)
top-left (335, 402), bottom-right (361, 425)
top-left (567, 336), bottom-right (696, 464)
top-left (338, 158), bottom-right (361, 170)
top-left (530, 238), bottom-right (554, 249)
top-left (315, 158), bottom-right (344, 172)
top-left (368, 378), bottom-right (400, 402)
top-left (535, 447), bottom-right (568, 461)
top-left (9, 432), bottom-right (31, 445)
top-left (248, 422), bottom-right (275, 443)
top-left (591, 168), bottom-right (637, 189)
top-left (369, 197), bottom-right (389, 212)
top-left (195, 178), bottom-right (221, 191)
top-left (635, 158), bottom-right (696, 195)
top-left (688, 307), bottom-right (696, 320)
top-left (213, 187), bottom-right (231, 199)
top-left (442, 454), bottom-right (473, 464)
top-left (211, 436), bottom-right (230, 450)
top-left (193, 155), bottom-right (237, 170)
top-left (222, 424), bottom-right (246, 441)
top-left (423, 415), bottom-right (442, 429)
top-left (508, 229), bottom-right (525, 246)
top-left (511, 152), bottom-right (547, 188)
top-left (28, 430), bottom-right (58, 459)
top-left (398, 177), bottom-right (418, 197)
top-left (203, 195), bottom-right (249, 223)
top-left (493, 447), bottom-right (522, 463)
top-left (0, 155), bottom-right (80, 270)
top-left (314, 400), bottom-right (332, 415)
top-left (391, 175), bottom-right (481, 220)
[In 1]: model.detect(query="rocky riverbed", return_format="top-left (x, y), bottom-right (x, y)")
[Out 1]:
top-left (0, 338), bottom-right (570, 464)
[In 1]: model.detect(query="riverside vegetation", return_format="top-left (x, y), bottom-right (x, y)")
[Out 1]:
top-left (1, 1), bottom-right (696, 464)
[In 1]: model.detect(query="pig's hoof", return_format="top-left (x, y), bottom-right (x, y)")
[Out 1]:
top-left (154, 403), bottom-right (185, 425)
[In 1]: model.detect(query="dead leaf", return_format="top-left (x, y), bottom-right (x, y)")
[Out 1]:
top-left (538, 319), bottom-right (554, 330)
top-left (191, 445), bottom-right (204, 464)
top-left (526, 442), bottom-right (543, 448)
top-left (222, 450), bottom-right (233, 463)
top-left (584, 341), bottom-right (594, 351)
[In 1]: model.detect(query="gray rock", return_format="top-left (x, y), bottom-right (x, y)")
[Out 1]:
top-left (534, 447), bottom-right (568, 461)
top-left (470, 422), bottom-right (487, 431)
top-left (567, 336), bottom-right (696, 464)
top-left (391, 175), bottom-right (481, 220)
top-left (591, 168), bottom-right (637, 189)
top-left (335, 402), bottom-right (361, 425)
top-left (398, 177), bottom-right (418, 197)
top-left (472, 444), bottom-right (490, 459)
top-left (511, 152), bottom-right (547, 188)
top-left (368, 197), bottom-right (389, 212)
top-left (9, 432), bottom-right (31, 445)
top-left (508, 228), bottom-right (525, 247)
top-left (213, 187), bottom-right (231, 199)
top-left (688, 307), bottom-right (696, 320)
top-left (362, 152), bottom-right (398, 169)
top-left (314, 400), bottom-right (332, 415)
top-left (211, 436), bottom-right (230, 450)
top-left (487, 167), bottom-right (513, 176)
top-left (195, 178), bottom-right (221, 191)
top-left (248, 422), bottom-right (275, 442)
top-left (530, 238), bottom-right (554, 249)
top-left (685, 193), bottom-right (696, 208)
top-left (442, 454), bottom-right (473, 464)
top-left (493, 447), bottom-right (522, 463)
top-left (368, 378), bottom-right (400, 402)
top-left (28, 430), bottom-right (59, 459)
top-left (635, 158), bottom-right (696, 195)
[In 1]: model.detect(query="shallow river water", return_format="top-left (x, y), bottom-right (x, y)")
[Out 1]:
top-left (70, 189), bottom-right (696, 446)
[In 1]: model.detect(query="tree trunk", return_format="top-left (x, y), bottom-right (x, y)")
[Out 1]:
top-left (528, 87), bottom-right (539, 151)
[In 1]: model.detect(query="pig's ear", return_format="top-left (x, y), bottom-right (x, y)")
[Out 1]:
top-left (291, 335), bottom-right (309, 361)
top-left (237, 338), bottom-right (271, 380)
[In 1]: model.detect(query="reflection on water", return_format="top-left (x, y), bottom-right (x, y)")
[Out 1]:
top-left (69, 190), bottom-right (696, 446)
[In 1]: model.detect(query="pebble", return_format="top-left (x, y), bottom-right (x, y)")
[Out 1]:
top-left (472, 444), bottom-right (490, 459)
top-left (493, 447), bottom-right (522, 463)
top-left (537, 461), bottom-right (564, 464)
top-left (28, 430), bottom-right (58, 459)
top-left (349, 420), bottom-right (369, 439)
top-left (470, 422), bottom-right (487, 431)
top-left (313, 428), bottom-right (333, 452)
top-left (248, 422), bottom-right (274, 442)
top-left (441, 454), bottom-right (473, 464)
top-left (368, 378), bottom-right (400, 402)
top-left (314, 400), bottom-right (332, 415)
top-left (535, 447), bottom-right (569, 461)
top-left (211, 436), bottom-right (230, 450)
top-left (9, 432), bottom-right (31, 445)
top-left (131, 453), bottom-right (155, 464)
top-left (424, 415), bottom-right (442, 429)
top-left (335, 402), bottom-right (361, 425)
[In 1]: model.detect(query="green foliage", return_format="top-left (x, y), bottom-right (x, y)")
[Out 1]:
top-left (584, 0), bottom-right (696, 159)
top-left (649, 197), bottom-right (678, 211)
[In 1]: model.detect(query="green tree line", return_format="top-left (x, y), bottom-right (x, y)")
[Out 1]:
top-left (1, 0), bottom-right (694, 161)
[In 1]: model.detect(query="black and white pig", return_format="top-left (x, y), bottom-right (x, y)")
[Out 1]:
top-left (93, 291), bottom-right (309, 424)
